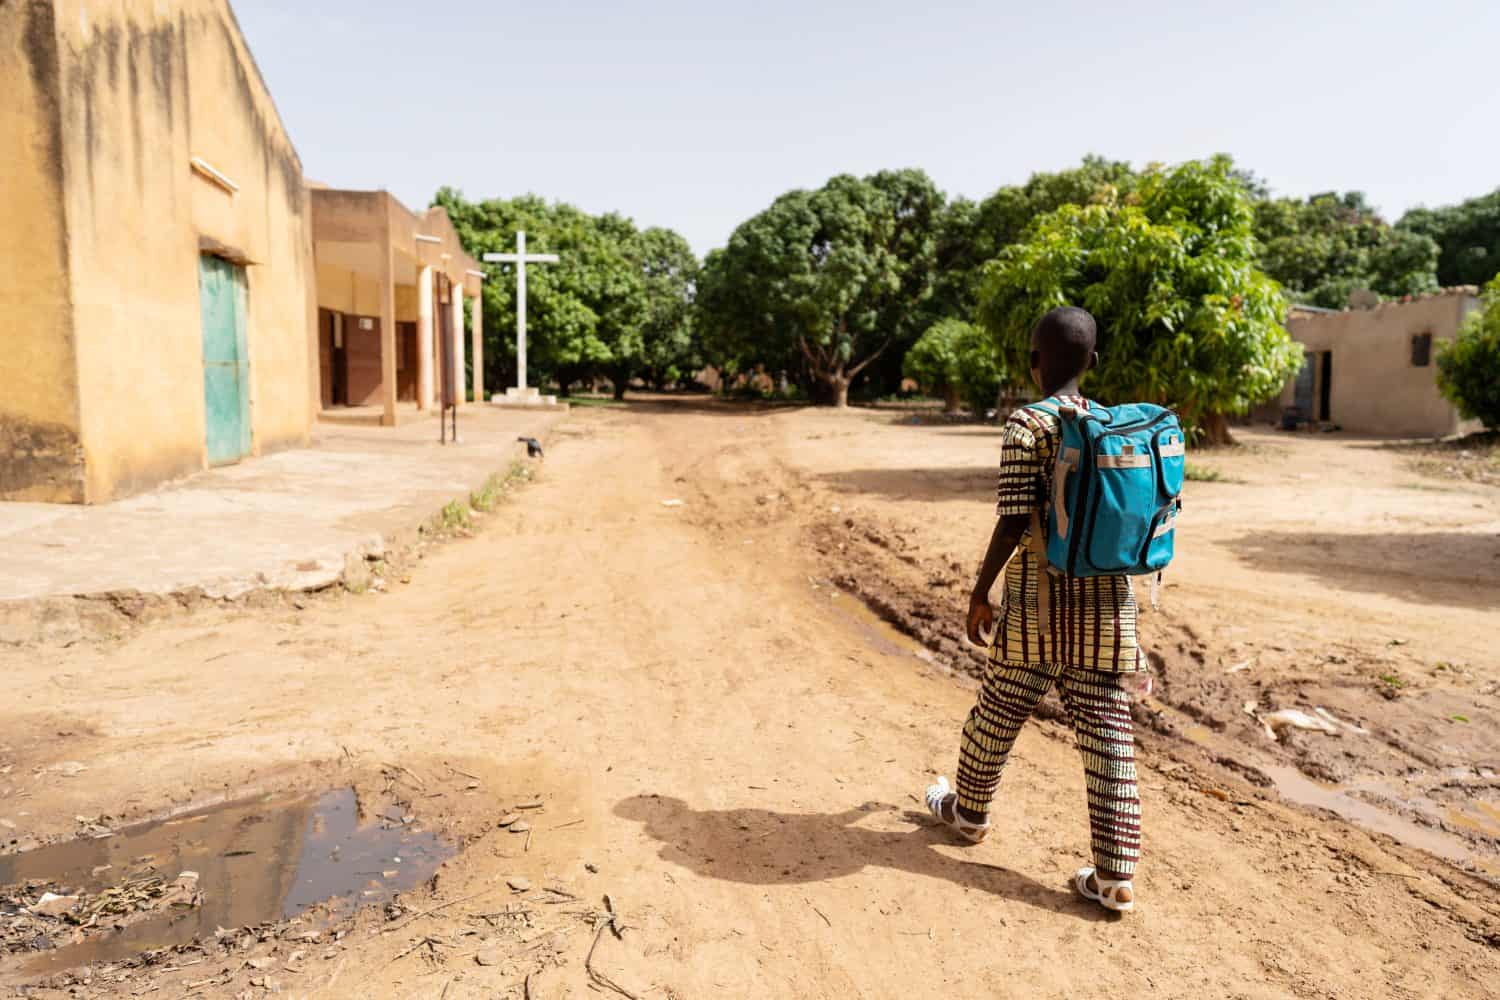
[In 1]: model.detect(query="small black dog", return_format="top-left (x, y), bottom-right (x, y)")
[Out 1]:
top-left (517, 436), bottom-right (544, 459)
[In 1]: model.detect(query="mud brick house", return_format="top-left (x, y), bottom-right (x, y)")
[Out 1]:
top-left (1, 0), bottom-right (320, 503)
top-left (310, 191), bottom-right (485, 425)
top-left (1261, 288), bottom-right (1484, 438)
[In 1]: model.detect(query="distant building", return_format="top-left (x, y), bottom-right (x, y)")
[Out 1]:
top-left (310, 191), bottom-right (484, 424)
top-left (1, 0), bottom-right (317, 503)
top-left (1260, 288), bottom-right (1484, 438)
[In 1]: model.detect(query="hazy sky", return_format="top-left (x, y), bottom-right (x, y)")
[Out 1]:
top-left (238, 0), bottom-right (1500, 256)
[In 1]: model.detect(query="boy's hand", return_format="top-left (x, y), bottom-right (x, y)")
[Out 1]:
top-left (966, 593), bottom-right (995, 647)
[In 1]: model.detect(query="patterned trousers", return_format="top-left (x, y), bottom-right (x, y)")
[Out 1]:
top-left (955, 659), bottom-right (1142, 877)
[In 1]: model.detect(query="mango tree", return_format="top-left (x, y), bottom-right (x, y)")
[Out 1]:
top-left (978, 156), bottom-right (1302, 444)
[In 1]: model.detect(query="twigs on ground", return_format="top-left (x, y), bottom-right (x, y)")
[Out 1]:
top-left (582, 895), bottom-right (640, 999)
top-left (385, 887), bottom-right (505, 933)
top-left (387, 934), bottom-right (445, 967)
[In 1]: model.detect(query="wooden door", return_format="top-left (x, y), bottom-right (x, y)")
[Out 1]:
top-left (198, 255), bottom-right (251, 465)
top-left (344, 316), bottom-right (383, 405)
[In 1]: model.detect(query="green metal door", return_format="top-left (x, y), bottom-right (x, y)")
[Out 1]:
top-left (198, 255), bottom-right (251, 465)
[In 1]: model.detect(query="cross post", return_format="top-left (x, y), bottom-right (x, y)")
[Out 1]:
top-left (482, 231), bottom-right (560, 391)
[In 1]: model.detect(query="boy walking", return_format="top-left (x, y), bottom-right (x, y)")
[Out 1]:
top-left (925, 306), bottom-right (1145, 913)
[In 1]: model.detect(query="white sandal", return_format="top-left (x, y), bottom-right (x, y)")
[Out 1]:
top-left (923, 776), bottom-right (989, 844)
top-left (1074, 866), bottom-right (1134, 912)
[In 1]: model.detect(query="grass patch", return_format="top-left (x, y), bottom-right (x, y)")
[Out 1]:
top-left (566, 395), bottom-right (627, 409)
top-left (471, 461), bottom-right (532, 512)
top-left (1185, 462), bottom-right (1228, 482)
top-left (435, 500), bottom-right (471, 532)
top-left (1378, 672), bottom-right (1406, 689)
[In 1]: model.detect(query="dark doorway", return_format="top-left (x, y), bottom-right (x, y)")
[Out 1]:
top-left (319, 309), bottom-right (351, 408)
top-left (1318, 351), bottom-right (1332, 422)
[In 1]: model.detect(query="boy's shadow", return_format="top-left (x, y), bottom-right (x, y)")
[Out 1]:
top-left (613, 795), bottom-right (1107, 920)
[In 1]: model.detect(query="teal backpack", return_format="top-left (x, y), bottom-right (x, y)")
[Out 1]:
top-left (1025, 398), bottom-right (1185, 580)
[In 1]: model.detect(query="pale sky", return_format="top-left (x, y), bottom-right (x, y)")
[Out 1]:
top-left (237, 0), bottom-right (1500, 257)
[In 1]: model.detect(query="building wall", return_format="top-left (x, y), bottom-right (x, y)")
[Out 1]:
top-left (44, 0), bottom-right (315, 502)
top-left (1275, 293), bottom-right (1482, 438)
top-left (0, 0), bottom-right (85, 501)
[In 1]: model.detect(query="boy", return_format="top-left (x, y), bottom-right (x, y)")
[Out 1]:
top-left (924, 306), bottom-right (1144, 913)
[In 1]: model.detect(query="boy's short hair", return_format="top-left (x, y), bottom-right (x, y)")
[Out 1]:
top-left (1031, 306), bottom-right (1097, 384)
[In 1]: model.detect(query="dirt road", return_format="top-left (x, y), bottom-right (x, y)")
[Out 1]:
top-left (2, 400), bottom-right (1497, 998)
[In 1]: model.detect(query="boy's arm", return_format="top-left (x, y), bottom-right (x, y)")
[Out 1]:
top-left (969, 417), bottom-right (1042, 646)
top-left (966, 514), bottom-right (1027, 645)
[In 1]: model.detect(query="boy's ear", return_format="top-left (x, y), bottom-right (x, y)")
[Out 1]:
top-left (1087, 350), bottom-right (1099, 372)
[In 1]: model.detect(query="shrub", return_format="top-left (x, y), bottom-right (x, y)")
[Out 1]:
top-left (903, 319), bottom-right (1005, 415)
top-left (1437, 277), bottom-right (1500, 429)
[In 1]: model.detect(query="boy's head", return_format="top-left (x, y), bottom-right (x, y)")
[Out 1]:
top-left (1029, 306), bottom-right (1098, 392)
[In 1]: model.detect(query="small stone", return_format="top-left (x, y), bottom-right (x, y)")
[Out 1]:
top-left (475, 948), bottom-right (502, 967)
top-left (585, 863), bottom-right (599, 874)
top-left (516, 800), bottom-right (544, 810)
top-left (508, 820), bottom-right (531, 834)
top-left (507, 876), bottom-right (531, 892)
top-left (497, 814), bottom-right (520, 828)
top-left (247, 957), bottom-right (275, 971)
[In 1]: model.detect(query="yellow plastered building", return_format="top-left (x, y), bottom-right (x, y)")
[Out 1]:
top-left (1, 0), bottom-right (317, 503)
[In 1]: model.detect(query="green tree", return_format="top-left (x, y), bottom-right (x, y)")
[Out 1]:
top-left (1252, 191), bottom-right (1439, 307)
top-left (903, 318), bottom-right (1005, 414)
top-left (1436, 276), bottom-right (1500, 429)
top-left (634, 227), bottom-right (700, 391)
top-left (1398, 188), bottom-right (1500, 288)
top-left (696, 169), bottom-right (943, 407)
top-left (928, 157), bottom-right (1137, 327)
top-left (978, 156), bottom-right (1302, 444)
top-left (434, 189), bottom-right (696, 399)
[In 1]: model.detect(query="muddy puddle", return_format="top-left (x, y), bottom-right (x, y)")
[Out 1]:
top-left (829, 590), bottom-right (941, 665)
top-left (0, 788), bottom-right (454, 974)
top-left (1169, 713), bottom-right (1498, 877)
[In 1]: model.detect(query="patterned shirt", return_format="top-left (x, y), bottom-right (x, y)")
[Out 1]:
top-left (991, 396), bottom-right (1144, 673)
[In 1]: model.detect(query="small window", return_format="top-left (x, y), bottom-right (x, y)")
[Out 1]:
top-left (1411, 332), bottom-right (1432, 367)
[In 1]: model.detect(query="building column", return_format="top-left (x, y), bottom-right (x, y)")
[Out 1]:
top-left (471, 291), bottom-right (484, 405)
top-left (450, 283), bottom-right (466, 405)
top-left (416, 265), bottom-right (434, 410)
top-left (379, 242), bottom-right (397, 427)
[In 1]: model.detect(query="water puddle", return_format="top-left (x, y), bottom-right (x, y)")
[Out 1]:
top-left (0, 788), bottom-right (454, 974)
top-left (1256, 765), bottom-right (1480, 868)
top-left (1156, 706), bottom-right (1494, 874)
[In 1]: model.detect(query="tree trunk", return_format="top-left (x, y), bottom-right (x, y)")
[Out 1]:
top-left (942, 383), bottom-right (961, 414)
top-left (828, 375), bottom-right (850, 408)
top-left (1200, 411), bottom-right (1235, 447)
top-left (612, 379), bottom-right (627, 401)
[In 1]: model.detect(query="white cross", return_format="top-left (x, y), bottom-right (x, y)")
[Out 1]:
top-left (482, 231), bottom-right (560, 391)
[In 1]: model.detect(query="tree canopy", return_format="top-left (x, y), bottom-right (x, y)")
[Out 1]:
top-left (1251, 191), bottom-right (1440, 308)
top-left (1398, 188), bottom-right (1500, 288)
top-left (433, 189), bottom-right (698, 398)
top-left (977, 156), bottom-right (1302, 442)
top-left (695, 169), bottom-right (942, 406)
top-left (1436, 276), bottom-right (1500, 430)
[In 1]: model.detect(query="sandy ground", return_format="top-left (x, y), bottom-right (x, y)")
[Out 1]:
top-left (1, 397), bottom-right (1497, 999)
